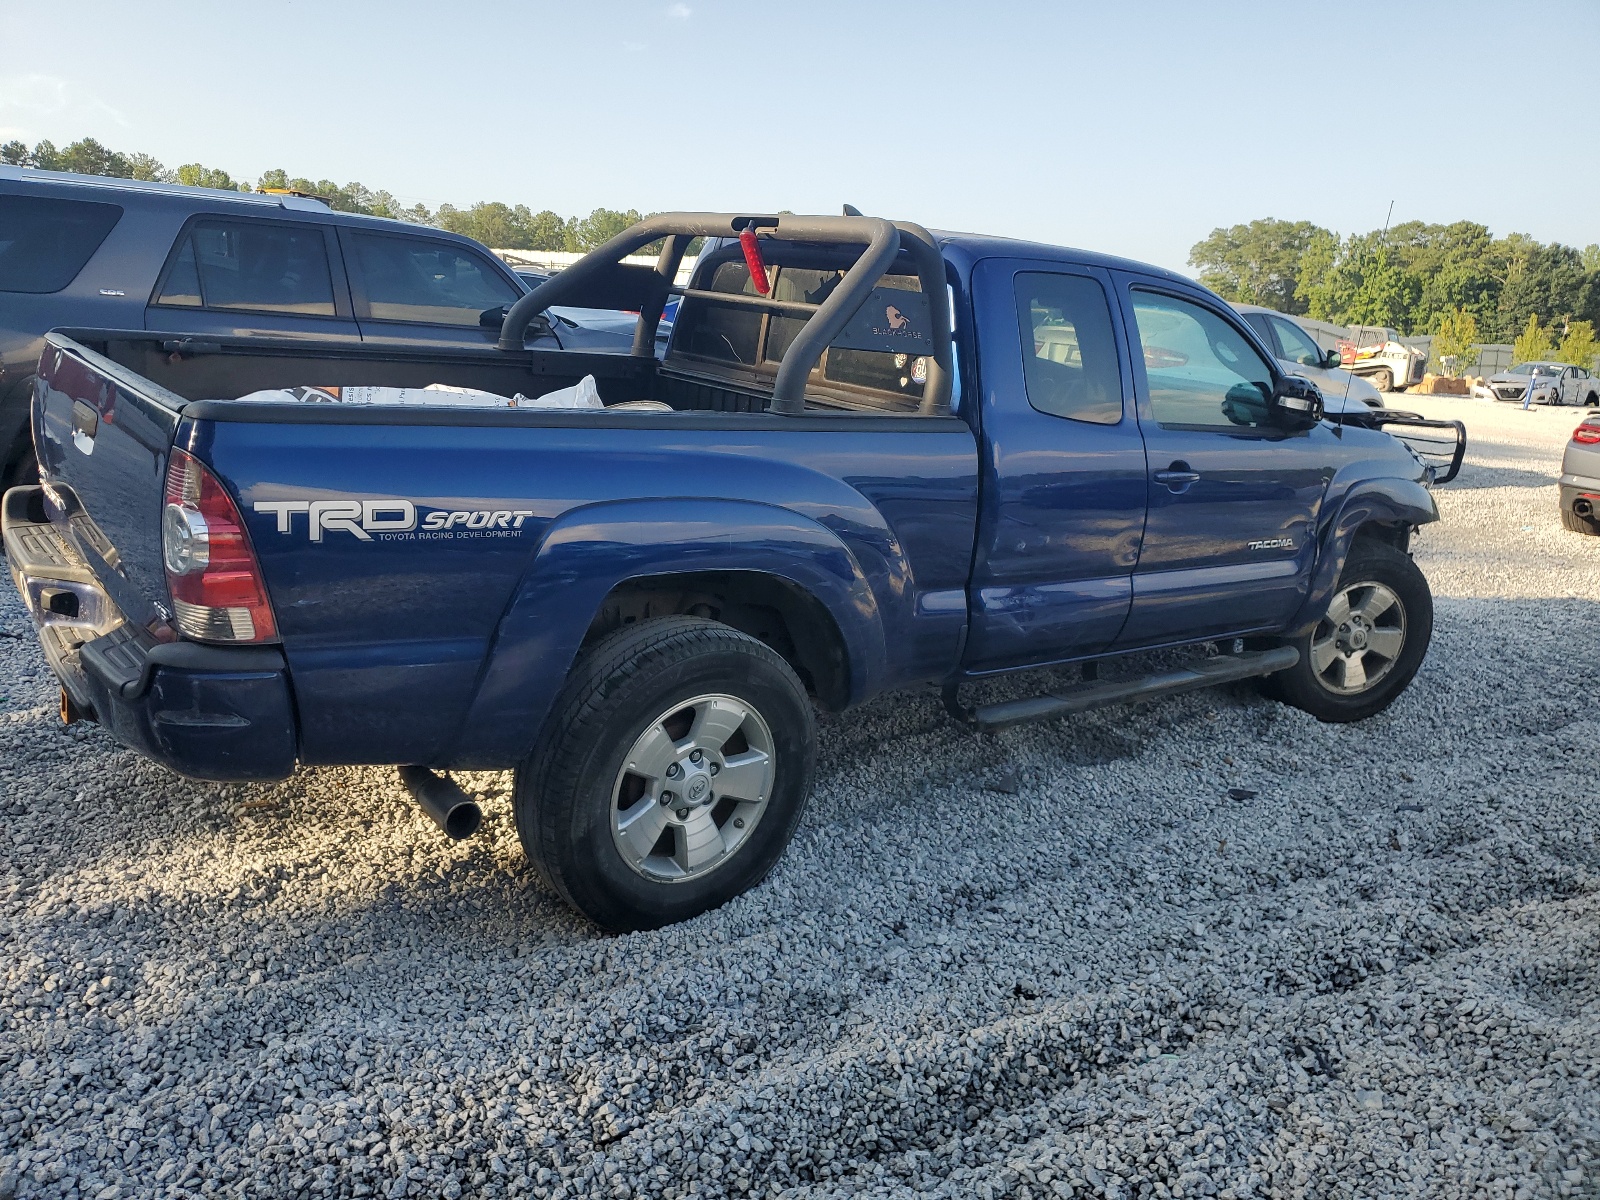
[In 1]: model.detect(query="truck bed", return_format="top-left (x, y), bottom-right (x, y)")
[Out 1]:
top-left (25, 330), bottom-right (977, 778)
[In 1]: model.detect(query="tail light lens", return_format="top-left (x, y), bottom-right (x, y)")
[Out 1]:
top-left (162, 447), bottom-right (278, 643)
top-left (1572, 422), bottom-right (1600, 445)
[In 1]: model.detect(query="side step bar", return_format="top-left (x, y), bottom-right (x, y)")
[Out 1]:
top-left (944, 646), bottom-right (1300, 732)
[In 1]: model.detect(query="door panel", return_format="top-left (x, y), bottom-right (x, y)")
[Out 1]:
top-left (1113, 277), bottom-right (1332, 648)
top-left (964, 260), bottom-right (1147, 672)
top-left (144, 218), bottom-right (360, 342)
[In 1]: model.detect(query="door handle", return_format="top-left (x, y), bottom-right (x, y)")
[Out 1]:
top-left (1154, 462), bottom-right (1200, 492)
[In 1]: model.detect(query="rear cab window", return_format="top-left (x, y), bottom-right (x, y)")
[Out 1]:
top-left (154, 218), bottom-right (337, 315)
top-left (669, 249), bottom-right (938, 413)
top-left (1013, 272), bottom-right (1123, 424)
top-left (0, 194), bottom-right (123, 294)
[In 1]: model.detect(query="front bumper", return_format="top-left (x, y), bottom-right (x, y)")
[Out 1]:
top-left (3, 485), bottom-right (297, 781)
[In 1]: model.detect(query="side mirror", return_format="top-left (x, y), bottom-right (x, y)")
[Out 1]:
top-left (482, 305), bottom-right (553, 339)
top-left (1273, 375), bottom-right (1324, 428)
top-left (1323, 347), bottom-right (1342, 369)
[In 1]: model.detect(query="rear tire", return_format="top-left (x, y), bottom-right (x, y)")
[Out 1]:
top-left (1259, 541), bottom-right (1432, 723)
top-left (1561, 504), bottom-right (1599, 535)
top-left (1370, 368), bottom-right (1394, 393)
top-left (514, 616), bottom-right (816, 932)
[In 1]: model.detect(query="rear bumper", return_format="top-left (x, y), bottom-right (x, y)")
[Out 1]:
top-left (3, 485), bottom-right (297, 781)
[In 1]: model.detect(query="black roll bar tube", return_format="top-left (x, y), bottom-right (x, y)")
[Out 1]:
top-left (892, 221), bottom-right (953, 417)
top-left (629, 233), bottom-right (689, 357)
top-left (498, 212), bottom-right (952, 417)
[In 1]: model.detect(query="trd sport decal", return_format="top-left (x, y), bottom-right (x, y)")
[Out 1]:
top-left (253, 500), bottom-right (535, 542)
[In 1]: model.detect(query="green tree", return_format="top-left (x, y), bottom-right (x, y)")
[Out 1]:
top-left (1512, 314), bottom-right (1556, 364)
top-left (1293, 228), bottom-right (1338, 313)
top-left (0, 140), bottom-right (26, 166)
top-left (1310, 235), bottom-right (1421, 331)
top-left (573, 207), bottom-right (644, 252)
top-left (436, 201), bottom-right (539, 247)
top-left (1582, 245), bottom-right (1600, 274)
top-left (526, 209), bottom-right (574, 251)
top-left (1494, 237), bottom-right (1585, 343)
top-left (29, 140), bottom-right (59, 170)
top-left (1558, 320), bottom-right (1599, 371)
top-left (176, 163), bottom-right (244, 191)
top-left (1187, 218), bottom-right (1332, 314)
top-left (54, 137), bottom-right (128, 177)
top-left (123, 152), bottom-right (172, 182)
top-left (1431, 307), bottom-right (1479, 377)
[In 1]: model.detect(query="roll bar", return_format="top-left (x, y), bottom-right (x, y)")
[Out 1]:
top-left (497, 212), bottom-right (952, 417)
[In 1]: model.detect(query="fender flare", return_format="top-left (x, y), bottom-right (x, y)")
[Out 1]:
top-left (445, 497), bottom-right (886, 768)
top-left (1286, 477), bottom-right (1437, 636)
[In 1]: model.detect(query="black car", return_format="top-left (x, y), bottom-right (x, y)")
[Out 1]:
top-left (0, 166), bottom-right (552, 488)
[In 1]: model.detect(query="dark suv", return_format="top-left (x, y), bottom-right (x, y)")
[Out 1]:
top-left (0, 166), bottom-right (545, 488)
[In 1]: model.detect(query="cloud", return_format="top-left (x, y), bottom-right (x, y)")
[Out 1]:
top-left (0, 73), bottom-right (129, 137)
top-left (666, 3), bottom-right (691, 17)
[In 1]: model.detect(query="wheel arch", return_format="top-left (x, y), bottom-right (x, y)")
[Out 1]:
top-left (1286, 477), bottom-right (1437, 637)
top-left (582, 569), bottom-right (854, 712)
top-left (445, 497), bottom-right (886, 768)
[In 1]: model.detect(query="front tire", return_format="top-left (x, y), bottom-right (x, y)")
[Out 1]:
top-left (1370, 368), bottom-right (1394, 393)
top-left (515, 617), bottom-right (816, 932)
top-left (1260, 541), bottom-right (1433, 722)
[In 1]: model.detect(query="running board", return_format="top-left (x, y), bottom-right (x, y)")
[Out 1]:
top-left (944, 646), bottom-right (1300, 732)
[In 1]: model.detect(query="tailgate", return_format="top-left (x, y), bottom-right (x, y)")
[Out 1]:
top-left (33, 333), bottom-right (185, 625)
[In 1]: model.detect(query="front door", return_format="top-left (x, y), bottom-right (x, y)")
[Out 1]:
top-left (340, 229), bottom-right (523, 348)
top-left (1113, 278), bottom-right (1334, 648)
top-left (963, 260), bottom-right (1148, 672)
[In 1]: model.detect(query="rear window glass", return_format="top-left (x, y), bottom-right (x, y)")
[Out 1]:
top-left (673, 260), bottom-right (763, 364)
top-left (349, 234), bottom-right (518, 326)
top-left (674, 256), bottom-right (931, 406)
top-left (156, 219), bottom-right (336, 315)
top-left (0, 194), bottom-right (123, 294)
top-left (1014, 272), bottom-right (1123, 424)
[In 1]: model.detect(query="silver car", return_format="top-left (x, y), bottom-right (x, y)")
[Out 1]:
top-left (1233, 304), bottom-right (1386, 412)
top-left (1560, 412), bottom-right (1600, 535)
top-left (1488, 361), bottom-right (1599, 406)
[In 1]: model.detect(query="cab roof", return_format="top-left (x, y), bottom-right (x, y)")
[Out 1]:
top-left (932, 230), bottom-right (1196, 288)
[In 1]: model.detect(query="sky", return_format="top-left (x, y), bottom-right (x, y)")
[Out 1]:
top-left (2, 0), bottom-right (1596, 276)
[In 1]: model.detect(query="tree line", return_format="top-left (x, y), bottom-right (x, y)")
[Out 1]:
top-left (0, 136), bottom-right (648, 253)
top-left (1189, 217), bottom-right (1600, 367)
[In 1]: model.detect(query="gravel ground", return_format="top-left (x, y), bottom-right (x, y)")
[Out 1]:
top-left (1, 396), bottom-right (1597, 1200)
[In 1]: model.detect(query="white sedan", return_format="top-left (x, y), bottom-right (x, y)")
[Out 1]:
top-left (1233, 304), bottom-right (1386, 413)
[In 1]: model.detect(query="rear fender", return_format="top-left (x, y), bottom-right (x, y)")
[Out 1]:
top-left (1286, 477), bottom-right (1436, 636)
top-left (447, 497), bottom-right (885, 768)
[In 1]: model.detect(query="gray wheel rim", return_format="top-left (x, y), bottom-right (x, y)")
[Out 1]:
top-left (1310, 581), bottom-right (1406, 695)
top-left (610, 693), bottom-right (775, 883)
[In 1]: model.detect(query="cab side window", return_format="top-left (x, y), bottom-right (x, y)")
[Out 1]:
top-left (1013, 272), bottom-right (1123, 424)
top-left (155, 219), bottom-right (336, 315)
top-left (1130, 291), bottom-right (1276, 430)
top-left (1269, 316), bottom-right (1325, 368)
top-left (348, 234), bottom-right (518, 326)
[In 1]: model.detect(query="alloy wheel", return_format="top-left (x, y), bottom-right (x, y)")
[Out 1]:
top-left (1309, 581), bottom-right (1407, 695)
top-left (609, 694), bottom-right (775, 882)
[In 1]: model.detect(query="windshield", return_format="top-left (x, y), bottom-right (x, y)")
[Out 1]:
top-left (1507, 363), bottom-right (1558, 375)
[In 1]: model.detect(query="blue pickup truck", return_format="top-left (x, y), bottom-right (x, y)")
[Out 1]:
top-left (3, 212), bottom-right (1464, 930)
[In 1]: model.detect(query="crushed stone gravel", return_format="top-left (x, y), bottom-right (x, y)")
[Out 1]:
top-left (0, 395), bottom-right (1596, 1199)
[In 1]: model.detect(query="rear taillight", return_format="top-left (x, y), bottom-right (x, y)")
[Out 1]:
top-left (1572, 422), bottom-right (1600, 445)
top-left (162, 447), bottom-right (277, 643)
